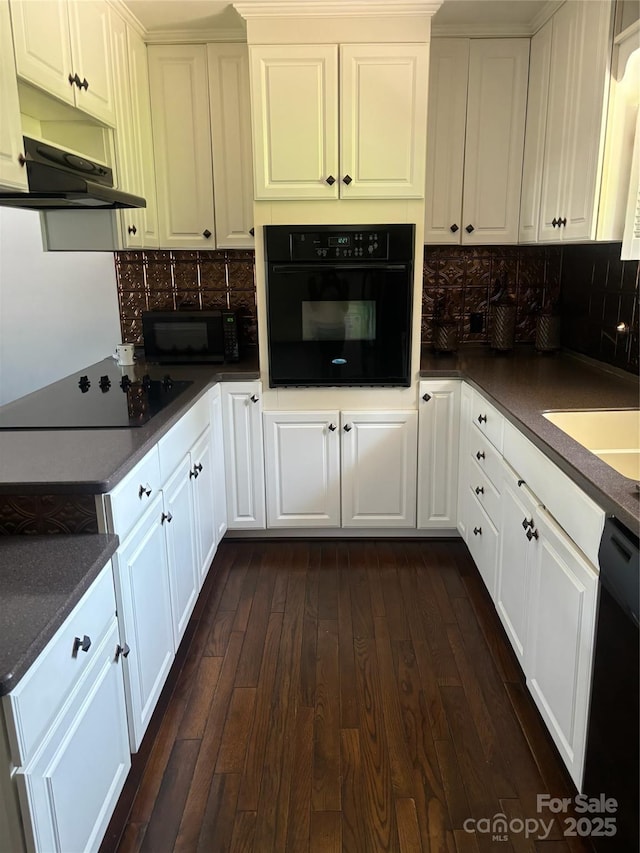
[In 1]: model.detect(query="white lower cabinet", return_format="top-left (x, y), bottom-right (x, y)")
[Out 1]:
top-left (191, 426), bottom-right (218, 586)
top-left (464, 485), bottom-right (499, 597)
top-left (221, 382), bottom-right (266, 529)
top-left (417, 380), bottom-right (460, 528)
top-left (209, 385), bottom-right (228, 545)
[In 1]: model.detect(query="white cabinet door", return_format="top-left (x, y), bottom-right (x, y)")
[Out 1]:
top-left (221, 382), bottom-right (266, 529)
top-left (210, 385), bottom-right (228, 544)
top-left (9, 0), bottom-right (74, 107)
top-left (17, 622), bottom-right (130, 853)
top-left (113, 494), bottom-right (174, 752)
top-left (0, 0), bottom-right (27, 191)
top-left (417, 379), bottom-right (459, 529)
top-left (208, 44), bottom-right (254, 248)
top-left (341, 411), bottom-right (417, 528)
top-left (162, 457), bottom-right (198, 648)
top-left (424, 39), bottom-right (469, 243)
top-left (525, 506), bottom-right (598, 789)
top-left (464, 486), bottom-right (499, 598)
top-left (264, 411), bottom-right (341, 528)
top-left (456, 382), bottom-right (473, 541)
top-left (67, 0), bottom-right (115, 125)
top-left (250, 44), bottom-right (339, 200)
top-left (496, 469), bottom-right (538, 665)
top-left (148, 45), bottom-right (216, 249)
top-left (462, 38), bottom-right (529, 244)
top-left (340, 43), bottom-right (428, 199)
top-left (191, 426), bottom-right (217, 586)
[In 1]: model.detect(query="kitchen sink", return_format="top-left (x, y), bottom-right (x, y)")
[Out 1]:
top-left (543, 409), bottom-right (640, 480)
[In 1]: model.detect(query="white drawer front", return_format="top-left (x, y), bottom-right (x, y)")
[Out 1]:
top-left (105, 446), bottom-right (161, 540)
top-left (465, 489), bottom-right (499, 597)
top-left (465, 456), bottom-right (501, 529)
top-left (5, 562), bottom-right (116, 767)
top-left (158, 392), bottom-right (210, 482)
top-left (503, 421), bottom-right (605, 566)
top-left (470, 388), bottom-right (504, 452)
top-left (469, 426), bottom-right (503, 491)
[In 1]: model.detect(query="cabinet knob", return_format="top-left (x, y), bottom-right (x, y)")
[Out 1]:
top-left (342, 175), bottom-right (353, 186)
top-left (250, 394), bottom-right (259, 403)
top-left (189, 466), bottom-right (198, 479)
top-left (522, 517), bottom-right (534, 530)
top-left (517, 479), bottom-right (525, 487)
top-left (69, 72), bottom-right (82, 88)
top-left (18, 153), bottom-right (26, 167)
top-left (473, 526), bottom-right (482, 536)
top-left (161, 511), bottom-right (173, 524)
top-left (80, 77), bottom-right (89, 91)
top-left (422, 392), bottom-right (431, 402)
top-left (526, 527), bottom-right (539, 541)
top-left (476, 451), bottom-right (485, 460)
top-left (249, 227), bottom-right (255, 236)
top-left (477, 414), bottom-right (487, 424)
top-left (328, 423), bottom-right (337, 431)
top-left (116, 642), bottom-right (130, 660)
top-left (202, 229), bottom-right (212, 239)
top-left (343, 423), bottom-right (352, 432)
top-left (450, 224), bottom-right (459, 233)
top-left (552, 217), bottom-right (558, 228)
top-left (475, 486), bottom-right (484, 495)
top-left (560, 217), bottom-right (567, 227)
top-left (138, 483), bottom-right (152, 499)
top-left (127, 225), bottom-right (137, 235)
top-left (73, 634), bottom-right (91, 655)
top-left (325, 175), bottom-right (336, 186)
top-left (465, 224), bottom-right (474, 234)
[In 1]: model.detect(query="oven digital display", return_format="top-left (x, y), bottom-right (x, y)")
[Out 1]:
top-left (328, 236), bottom-right (350, 247)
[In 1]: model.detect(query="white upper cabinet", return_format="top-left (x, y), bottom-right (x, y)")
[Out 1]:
top-left (250, 42), bottom-right (428, 200)
top-left (425, 38), bottom-right (529, 244)
top-left (0, 0), bottom-right (27, 191)
top-left (10, 0), bottom-right (116, 125)
top-left (207, 44), bottom-right (255, 248)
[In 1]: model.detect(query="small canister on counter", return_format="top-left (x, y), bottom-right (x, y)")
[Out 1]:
top-left (431, 289), bottom-right (459, 353)
top-left (535, 312), bottom-right (561, 352)
top-left (489, 275), bottom-right (516, 352)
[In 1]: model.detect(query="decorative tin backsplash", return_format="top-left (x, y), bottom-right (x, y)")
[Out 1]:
top-left (114, 250), bottom-right (258, 351)
top-left (0, 495), bottom-right (98, 535)
top-left (560, 243), bottom-right (639, 374)
top-left (421, 244), bottom-right (562, 346)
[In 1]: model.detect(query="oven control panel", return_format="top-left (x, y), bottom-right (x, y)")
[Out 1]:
top-left (291, 229), bottom-right (390, 261)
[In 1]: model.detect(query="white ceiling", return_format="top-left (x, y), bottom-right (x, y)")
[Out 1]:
top-left (121, 0), bottom-right (552, 36)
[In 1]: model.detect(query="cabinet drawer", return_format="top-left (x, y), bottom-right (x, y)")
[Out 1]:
top-left (469, 427), bottom-right (503, 490)
top-left (4, 562), bottom-right (116, 767)
top-left (105, 446), bottom-right (161, 540)
top-left (465, 456), bottom-right (501, 528)
top-left (470, 389), bottom-right (504, 452)
top-left (158, 392), bottom-right (210, 482)
top-left (466, 490), bottom-right (499, 597)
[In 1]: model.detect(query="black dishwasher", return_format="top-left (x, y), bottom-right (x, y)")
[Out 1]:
top-left (583, 516), bottom-right (639, 851)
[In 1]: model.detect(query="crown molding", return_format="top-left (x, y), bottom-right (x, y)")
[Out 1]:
top-left (106, 0), bottom-right (146, 38)
top-left (529, 0), bottom-right (564, 35)
top-left (432, 22), bottom-right (533, 38)
top-left (234, 1), bottom-right (443, 19)
top-left (143, 27), bottom-right (247, 44)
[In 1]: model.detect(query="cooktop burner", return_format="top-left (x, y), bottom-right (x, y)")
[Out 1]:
top-left (0, 364), bottom-right (193, 430)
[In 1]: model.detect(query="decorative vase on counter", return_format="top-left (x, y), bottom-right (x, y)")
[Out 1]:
top-left (489, 275), bottom-right (516, 352)
top-left (535, 313), bottom-right (561, 352)
top-left (431, 289), bottom-right (459, 353)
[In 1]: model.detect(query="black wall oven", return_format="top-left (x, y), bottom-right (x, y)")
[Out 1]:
top-left (265, 224), bottom-right (414, 387)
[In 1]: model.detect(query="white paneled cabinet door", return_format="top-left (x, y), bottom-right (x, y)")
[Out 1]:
top-left (162, 457), bottom-right (198, 648)
top-left (524, 506), bottom-right (598, 788)
top-left (340, 43), bottom-right (428, 198)
top-left (264, 412), bottom-right (340, 528)
top-left (191, 426), bottom-right (217, 586)
top-left (113, 494), bottom-right (174, 751)
top-left (67, 0), bottom-right (115, 125)
top-left (250, 44), bottom-right (339, 200)
top-left (208, 44), bottom-right (254, 248)
top-left (417, 380), bottom-right (460, 528)
top-left (424, 39), bottom-right (469, 243)
top-left (456, 382), bottom-right (473, 541)
top-left (210, 385), bottom-right (228, 543)
top-left (148, 45), bottom-right (216, 248)
top-left (462, 38), bottom-right (529, 244)
top-left (221, 382), bottom-right (266, 529)
top-left (341, 411), bottom-right (417, 528)
top-left (17, 621), bottom-right (130, 853)
top-left (0, 0), bottom-right (27, 191)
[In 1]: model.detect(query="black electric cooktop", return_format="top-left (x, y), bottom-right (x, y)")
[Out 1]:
top-left (0, 363), bottom-right (192, 430)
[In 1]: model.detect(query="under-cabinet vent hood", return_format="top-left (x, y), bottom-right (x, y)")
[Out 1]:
top-left (0, 137), bottom-right (145, 210)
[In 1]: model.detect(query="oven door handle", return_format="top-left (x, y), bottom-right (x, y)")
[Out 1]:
top-left (269, 264), bottom-right (410, 274)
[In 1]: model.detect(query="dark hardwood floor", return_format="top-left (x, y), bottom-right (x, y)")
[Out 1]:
top-left (106, 539), bottom-right (593, 853)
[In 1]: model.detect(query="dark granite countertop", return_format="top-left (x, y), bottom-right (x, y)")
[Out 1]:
top-left (0, 356), bottom-right (259, 496)
top-left (420, 347), bottom-right (640, 533)
top-left (0, 534), bottom-right (119, 695)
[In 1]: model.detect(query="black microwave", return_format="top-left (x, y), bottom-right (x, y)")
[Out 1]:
top-left (142, 310), bottom-right (240, 364)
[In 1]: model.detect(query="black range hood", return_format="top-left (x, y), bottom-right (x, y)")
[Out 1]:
top-left (0, 136), bottom-right (145, 210)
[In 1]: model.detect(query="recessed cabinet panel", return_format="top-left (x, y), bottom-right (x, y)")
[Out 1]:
top-left (163, 457), bottom-right (198, 648)
top-left (221, 382), bottom-right (266, 529)
top-left (210, 385), bottom-right (228, 543)
top-left (191, 426), bottom-right (218, 585)
top-left (417, 379), bottom-right (460, 528)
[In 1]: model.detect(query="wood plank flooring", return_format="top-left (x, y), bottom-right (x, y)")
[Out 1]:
top-left (105, 540), bottom-right (593, 853)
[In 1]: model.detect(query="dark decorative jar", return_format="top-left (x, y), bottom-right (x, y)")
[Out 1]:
top-left (489, 275), bottom-right (516, 351)
top-left (431, 289), bottom-right (459, 353)
top-left (535, 313), bottom-right (561, 352)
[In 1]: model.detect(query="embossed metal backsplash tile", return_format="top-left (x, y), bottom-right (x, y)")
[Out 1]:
top-left (0, 495), bottom-right (98, 535)
top-left (114, 250), bottom-right (257, 349)
top-left (422, 244), bottom-right (562, 346)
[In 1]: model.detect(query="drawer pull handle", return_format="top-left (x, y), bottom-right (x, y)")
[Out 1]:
top-left (161, 511), bottom-right (173, 524)
top-left (250, 394), bottom-right (259, 403)
top-left (73, 635), bottom-right (91, 655)
top-left (473, 526), bottom-right (482, 536)
top-left (138, 484), bottom-right (152, 499)
top-left (475, 486), bottom-right (484, 495)
top-left (476, 451), bottom-right (485, 460)
top-left (477, 414), bottom-right (487, 424)
top-left (522, 517), bottom-right (534, 530)
top-left (116, 643), bottom-right (130, 660)
top-left (526, 527), bottom-right (539, 541)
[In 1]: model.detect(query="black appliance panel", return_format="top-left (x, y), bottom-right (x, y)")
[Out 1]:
top-left (142, 310), bottom-right (239, 364)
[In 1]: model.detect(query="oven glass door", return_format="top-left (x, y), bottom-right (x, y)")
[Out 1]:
top-left (267, 263), bottom-right (412, 386)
